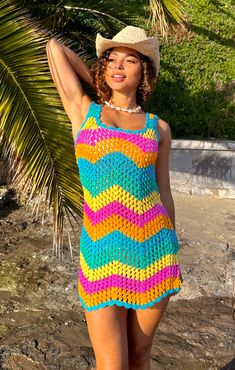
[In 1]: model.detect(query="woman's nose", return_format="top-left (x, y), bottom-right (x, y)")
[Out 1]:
top-left (114, 61), bottom-right (124, 69)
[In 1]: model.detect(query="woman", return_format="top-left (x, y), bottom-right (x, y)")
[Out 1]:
top-left (46, 25), bottom-right (183, 370)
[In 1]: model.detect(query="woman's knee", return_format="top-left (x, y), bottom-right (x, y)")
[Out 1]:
top-left (128, 343), bottom-right (151, 367)
top-left (95, 334), bottom-right (129, 370)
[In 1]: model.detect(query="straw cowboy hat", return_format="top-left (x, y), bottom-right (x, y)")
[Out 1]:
top-left (96, 25), bottom-right (160, 76)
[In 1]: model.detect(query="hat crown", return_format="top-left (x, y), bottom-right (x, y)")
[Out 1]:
top-left (95, 25), bottom-right (160, 76)
top-left (112, 26), bottom-right (148, 43)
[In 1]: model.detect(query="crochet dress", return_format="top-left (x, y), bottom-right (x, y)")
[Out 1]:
top-left (74, 100), bottom-right (183, 311)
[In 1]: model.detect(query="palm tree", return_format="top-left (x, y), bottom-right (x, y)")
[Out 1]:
top-left (0, 0), bottom-right (187, 260)
top-left (13, 0), bottom-right (188, 43)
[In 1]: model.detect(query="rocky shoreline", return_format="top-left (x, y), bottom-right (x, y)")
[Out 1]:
top-left (0, 188), bottom-right (234, 369)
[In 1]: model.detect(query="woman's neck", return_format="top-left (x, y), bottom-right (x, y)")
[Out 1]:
top-left (109, 91), bottom-right (138, 109)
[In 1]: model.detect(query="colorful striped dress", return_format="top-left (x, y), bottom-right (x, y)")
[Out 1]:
top-left (74, 100), bottom-right (183, 311)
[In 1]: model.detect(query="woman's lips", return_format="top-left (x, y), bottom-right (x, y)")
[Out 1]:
top-left (111, 74), bottom-right (126, 82)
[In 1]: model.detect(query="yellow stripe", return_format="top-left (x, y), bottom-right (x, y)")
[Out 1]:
top-left (83, 187), bottom-right (161, 212)
top-left (80, 252), bottom-right (179, 281)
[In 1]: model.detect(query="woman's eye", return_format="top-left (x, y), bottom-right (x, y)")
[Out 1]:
top-left (126, 59), bottom-right (136, 63)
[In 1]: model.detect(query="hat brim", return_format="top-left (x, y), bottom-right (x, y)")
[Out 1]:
top-left (96, 33), bottom-right (160, 76)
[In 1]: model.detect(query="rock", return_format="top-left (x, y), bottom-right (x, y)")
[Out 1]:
top-left (0, 352), bottom-right (47, 370)
top-left (0, 188), bottom-right (18, 211)
top-left (18, 222), bottom-right (28, 231)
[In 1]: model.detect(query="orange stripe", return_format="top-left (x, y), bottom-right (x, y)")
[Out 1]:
top-left (84, 212), bottom-right (173, 242)
top-left (78, 277), bottom-right (182, 307)
top-left (75, 139), bottom-right (157, 167)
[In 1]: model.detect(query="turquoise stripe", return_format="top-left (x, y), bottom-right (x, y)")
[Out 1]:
top-left (80, 228), bottom-right (179, 269)
top-left (78, 287), bottom-right (182, 311)
top-left (78, 156), bottom-right (157, 198)
top-left (81, 245), bottom-right (179, 270)
top-left (78, 151), bottom-right (155, 171)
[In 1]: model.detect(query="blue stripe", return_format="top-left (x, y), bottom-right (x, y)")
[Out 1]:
top-left (78, 287), bottom-right (182, 311)
top-left (78, 155), bottom-right (157, 197)
top-left (80, 227), bottom-right (179, 269)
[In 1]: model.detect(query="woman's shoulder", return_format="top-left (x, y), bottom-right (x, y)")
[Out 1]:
top-left (157, 118), bottom-right (172, 145)
top-left (148, 110), bottom-right (171, 144)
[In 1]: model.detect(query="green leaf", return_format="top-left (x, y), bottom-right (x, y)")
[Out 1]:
top-left (0, 0), bottom-right (83, 259)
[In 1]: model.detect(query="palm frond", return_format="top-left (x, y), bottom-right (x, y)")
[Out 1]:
top-left (149, 0), bottom-right (188, 40)
top-left (13, 0), bottom-right (142, 56)
top-left (0, 0), bottom-right (84, 259)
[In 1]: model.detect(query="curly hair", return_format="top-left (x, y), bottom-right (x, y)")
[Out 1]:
top-left (90, 48), bottom-right (157, 107)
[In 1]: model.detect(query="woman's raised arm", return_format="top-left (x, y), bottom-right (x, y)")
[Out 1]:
top-left (46, 38), bottom-right (93, 139)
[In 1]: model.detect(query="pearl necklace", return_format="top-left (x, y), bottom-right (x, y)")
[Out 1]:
top-left (104, 100), bottom-right (141, 113)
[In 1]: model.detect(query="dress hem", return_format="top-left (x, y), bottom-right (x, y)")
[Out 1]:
top-left (78, 287), bottom-right (182, 312)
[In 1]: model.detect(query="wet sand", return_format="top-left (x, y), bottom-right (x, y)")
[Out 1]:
top-left (0, 189), bottom-right (234, 369)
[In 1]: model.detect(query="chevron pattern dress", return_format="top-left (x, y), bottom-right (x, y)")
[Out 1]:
top-left (74, 100), bottom-right (183, 311)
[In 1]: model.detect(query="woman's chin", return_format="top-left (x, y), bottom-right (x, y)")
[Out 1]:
top-left (106, 82), bottom-right (135, 93)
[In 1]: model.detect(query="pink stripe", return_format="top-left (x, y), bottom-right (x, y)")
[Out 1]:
top-left (75, 128), bottom-right (158, 152)
top-left (84, 201), bottom-right (168, 227)
top-left (79, 264), bottom-right (181, 294)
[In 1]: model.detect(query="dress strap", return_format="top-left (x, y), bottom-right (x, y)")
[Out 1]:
top-left (74, 100), bottom-right (96, 143)
top-left (148, 113), bottom-right (159, 141)
top-left (86, 100), bottom-right (96, 117)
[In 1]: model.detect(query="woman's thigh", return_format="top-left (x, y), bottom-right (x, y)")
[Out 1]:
top-left (127, 295), bottom-right (171, 361)
top-left (84, 304), bottom-right (129, 370)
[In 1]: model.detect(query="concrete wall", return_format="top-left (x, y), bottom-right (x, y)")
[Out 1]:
top-left (169, 140), bottom-right (235, 199)
top-left (1, 139), bottom-right (234, 199)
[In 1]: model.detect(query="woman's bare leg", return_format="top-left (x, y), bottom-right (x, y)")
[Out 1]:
top-left (84, 305), bottom-right (129, 370)
top-left (127, 294), bottom-right (171, 370)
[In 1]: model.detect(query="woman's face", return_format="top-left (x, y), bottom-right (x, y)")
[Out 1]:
top-left (104, 46), bottom-right (143, 93)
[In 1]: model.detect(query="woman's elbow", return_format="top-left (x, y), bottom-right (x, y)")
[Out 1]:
top-left (46, 38), bottom-right (59, 51)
